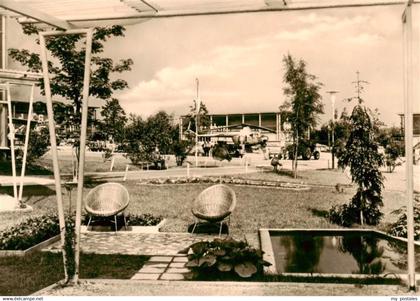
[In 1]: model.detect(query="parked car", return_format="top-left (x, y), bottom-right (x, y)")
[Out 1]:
top-left (315, 143), bottom-right (329, 152)
top-left (286, 139), bottom-right (321, 160)
top-left (267, 141), bottom-right (284, 159)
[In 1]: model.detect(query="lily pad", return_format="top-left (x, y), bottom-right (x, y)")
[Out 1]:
top-left (217, 262), bottom-right (232, 272)
top-left (198, 254), bottom-right (217, 267)
top-left (186, 259), bottom-right (200, 268)
top-left (191, 241), bottom-right (209, 254)
top-left (234, 261), bottom-right (257, 278)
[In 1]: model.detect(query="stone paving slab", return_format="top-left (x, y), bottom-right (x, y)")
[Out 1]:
top-left (169, 262), bottom-right (186, 268)
top-left (166, 267), bottom-right (190, 274)
top-left (45, 232), bottom-right (217, 256)
top-left (173, 257), bottom-right (188, 263)
top-left (160, 274), bottom-right (186, 281)
top-left (131, 273), bottom-right (160, 280)
top-left (139, 267), bottom-right (166, 274)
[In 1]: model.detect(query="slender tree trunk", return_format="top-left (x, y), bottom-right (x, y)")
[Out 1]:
top-left (360, 210), bottom-right (364, 226)
top-left (293, 131), bottom-right (299, 179)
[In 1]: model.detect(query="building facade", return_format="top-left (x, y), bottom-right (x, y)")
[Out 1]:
top-left (180, 111), bottom-right (283, 142)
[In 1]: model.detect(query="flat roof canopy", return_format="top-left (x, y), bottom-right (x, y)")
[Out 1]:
top-left (0, 0), bottom-right (417, 29)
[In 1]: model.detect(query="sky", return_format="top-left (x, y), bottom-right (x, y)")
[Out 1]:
top-left (8, 4), bottom-right (407, 127)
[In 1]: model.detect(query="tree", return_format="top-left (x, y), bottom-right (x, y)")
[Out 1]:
top-left (280, 54), bottom-right (324, 178)
top-left (184, 99), bottom-right (211, 133)
top-left (330, 103), bottom-right (384, 226)
top-left (377, 126), bottom-right (404, 172)
top-left (124, 111), bottom-right (177, 168)
top-left (97, 98), bottom-right (127, 143)
top-left (9, 24), bottom-right (133, 177)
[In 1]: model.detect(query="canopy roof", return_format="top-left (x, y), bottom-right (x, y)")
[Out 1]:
top-left (0, 0), bottom-right (416, 29)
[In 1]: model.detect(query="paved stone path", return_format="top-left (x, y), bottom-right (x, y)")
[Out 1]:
top-left (131, 255), bottom-right (193, 281)
top-left (46, 232), bottom-right (219, 256)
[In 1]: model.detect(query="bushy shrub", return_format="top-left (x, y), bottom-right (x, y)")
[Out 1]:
top-left (16, 126), bottom-right (50, 165)
top-left (185, 237), bottom-right (271, 279)
top-left (125, 213), bottom-right (162, 226)
top-left (388, 203), bottom-right (420, 240)
top-left (0, 213), bottom-right (60, 250)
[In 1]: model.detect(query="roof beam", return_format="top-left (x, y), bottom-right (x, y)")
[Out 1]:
top-left (0, 0), bottom-right (74, 30)
top-left (62, 1), bottom-right (416, 20)
top-left (140, 0), bottom-right (159, 12)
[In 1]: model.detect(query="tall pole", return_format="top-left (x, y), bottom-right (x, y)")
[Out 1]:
top-left (18, 83), bottom-right (35, 206)
top-left (74, 28), bottom-right (93, 282)
top-left (39, 32), bottom-right (68, 281)
top-left (0, 16), bottom-right (6, 151)
top-left (195, 78), bottom-right (200, 167)
top-left (326, 90), bottom-right (338, 169)
top-left (402, 1), bottom-right (416, 291)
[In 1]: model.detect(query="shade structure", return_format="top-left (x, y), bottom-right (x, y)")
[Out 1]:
top-left (0, 0), bottom-right (417, 29)
top-left (0, 0), bottom-right (416, 290)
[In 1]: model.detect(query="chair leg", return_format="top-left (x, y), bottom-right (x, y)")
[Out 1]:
top-left (191, 220), bottom-right (198, 234)
top-left (123, 214), bottom-right (128, 230)
top-left (218, 221), bottom-right (223, 237)
top-left (114, 215), bottom-right (118, 233)
top-left (87, 216), bottom-right (92, 229)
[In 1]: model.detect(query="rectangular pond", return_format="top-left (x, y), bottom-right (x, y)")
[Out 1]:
top-left (260, 229), bottom-right (420, 277)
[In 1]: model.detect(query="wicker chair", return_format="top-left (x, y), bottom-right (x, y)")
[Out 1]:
top-left (85, 182), bottom-right (130, 232)
top-left (191, 184), bottom-right (236, 236)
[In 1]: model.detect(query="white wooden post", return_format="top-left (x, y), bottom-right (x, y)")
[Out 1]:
top-left (402, 1), bottom-right (416, 291)
top-left (187, 162), bottom-right (190, 178)
top-left (5, 83), bottom-right (17, 202)
top-left (39, 32), bottom-right (68, 281)
top-left (74, 28), bottom-right (93, 282)
top-left (123, 164), bottom-right (129, 181)
top-left (18, 83), bottom-right (35, 205)
top-left (110, 155), bottom-right (115, 171)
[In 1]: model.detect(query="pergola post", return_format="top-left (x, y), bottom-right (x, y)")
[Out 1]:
top-left (74, 28), bottom-right (93, 282)
top-left (39, 28), bottom-right (94, 282)
top-left (5, 82), bottom-right (17, 201)
top-left (39, 32), bottom-right (68, 281)
top-left (18, 83), bottom-right (35, 205)
top-left (402, 0), bottom-right (416, 291)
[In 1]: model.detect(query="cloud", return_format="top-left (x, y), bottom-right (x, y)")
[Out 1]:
top-left (117, 9), bottom-right (401, 125)
top-left (118, 39), bottom-right (272, 117)
top-left (344, 33), bottom-right (384, 44)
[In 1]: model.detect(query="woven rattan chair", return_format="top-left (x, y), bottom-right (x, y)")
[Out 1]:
top-left (191, 184), bottom-right (236, 236)
top-left (85, 182), bottom-right (130, 232)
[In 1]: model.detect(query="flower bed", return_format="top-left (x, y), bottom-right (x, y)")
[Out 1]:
top-left (0, 214), bottom-right (61, 256)
top-left (138, 176), bottom-right (310, 190)
top-left (82, 213), bottom-right (165, 233)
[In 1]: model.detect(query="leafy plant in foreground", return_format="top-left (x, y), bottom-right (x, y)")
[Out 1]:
top-left (185, 237), bottom-right (271, 279)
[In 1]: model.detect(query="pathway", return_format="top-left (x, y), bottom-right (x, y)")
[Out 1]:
top-left (46, 232), bottom-right (217, 256)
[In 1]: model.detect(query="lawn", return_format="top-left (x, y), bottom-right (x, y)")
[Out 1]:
top-left (0, 252), bottom-right (149, 296)
top-left (0, 176), bottom-right (404, 236)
